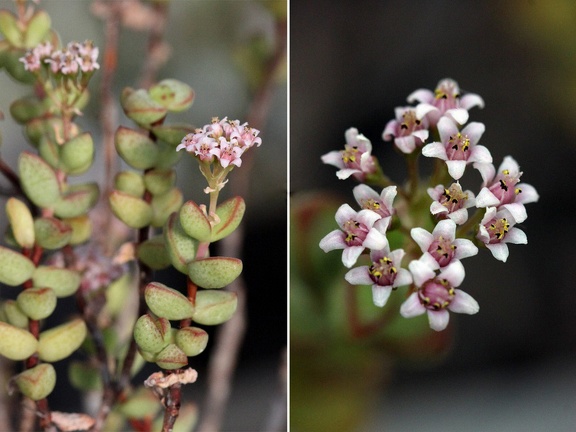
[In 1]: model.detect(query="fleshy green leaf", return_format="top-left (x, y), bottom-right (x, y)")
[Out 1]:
top-left (24, 10), bottom-right (51, 47)
top-left (17, 287), bottom-right (57, 320)
top-left (187, 257), bottom-right (243, 289)
top-left (38, 318), bottom-right (87, 362)
top-left (60, 132), bottom-right (94, 175)
top-left (0, 321), bottom-right (38, 360)
top-left (136, 236), bottom-right (171, 270)
top-left (179, 200), bottom-right (211, 242)
top-left (149, 79), bottom-right (195, 112)
top-left (115, 126), bottom-right (159, 170)
top-left (0, 10), bottom-right (23, 47)
top-left (3, 300), bottom-right (28, 328)
top-left (54, 183), bottom-right (99, 218)
top-left (175, 327), bottom-right (208, 357)
top-left (114, 171), bottom-right (146, 198)
top-left (155, 343), bottom-right (188, 370)
top-left (192, 290), bottom-right (237, 326)
top-left (121, 88), bottom-right (167, 126)
top-left (150, 123), bottom-right (195, 146)
top-left (164, 213), bottom-right (199, 274)
top-left (34, 217), bottom-right (72, 249)
top-left (14, 363), bottom-right (56, 401)
top-left (144, 168), bottom-right (176, 195)
top-left (0, 245), bottom-right (35, 286)
top-left (109, 191), bottom-right (153, 229)
top-left (33, 266), bottom-right (81, 298)
top-left (150, 187), bottom-right (183, 227)
top-left (133, 314), bottom-right (170, 354)
top-left (144, 282), bottom-right (195, 320)
top-left (19, 151), bottom-right (61, 208)
top-left (211, 196), bottom-right (245, 241)
top-left (6, 197), bottom-right (35, 248)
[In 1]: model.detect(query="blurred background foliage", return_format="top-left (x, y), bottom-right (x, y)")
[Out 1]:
top-left (291, 0), bottom-right (576, 431)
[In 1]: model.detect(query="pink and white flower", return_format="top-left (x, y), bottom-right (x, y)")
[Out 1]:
top-left (474, 156), bottom-right (539, 224)
top-left (400, 259), bottom-right (479, 331)
top-left (353, 184), bottom-right (397, 219)
top-left (411, 219), bottom-right (478, 268)
top-left (407, 78), bottom-right (484, 126)
top-left (382, 106), bottom-right (434, 154)
top-left (421, 117), bottom-right (492, 180)
top-left (428, 182), bottom-right (476, 225)
top-left (345, 246), bottom-right (412, 307)
top-left (319, 204), bottom-right (390, 268)
top-left (476, 206), bottom-right (527, 262)
top-left (321, 128), bottom-right (377, 181)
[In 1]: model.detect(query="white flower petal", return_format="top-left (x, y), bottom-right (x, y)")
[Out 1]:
top-left (393, 268), bottom-right (413, 288)
top-left (461, 93), bottom-right (485, 110)
top-left (475, 188), bottom-right (500, 208)
top-left (353, 184), bottom-right (379, 204)
top-left (474, 162), bottom-right (496, 187)
top-left (342, 246), bottom-right (364, 268)
top-left (400, 292), bottom-right (425, 318)
top-left (395, 135), bottom-right (416, 154)
top-left (437, 116), bottom-right (459, 142)
top-left (432, 219), bottom-right (456, 240)
top-left (430, 201), bottom-right (448, 216)
top-left (421, 142), bottom-right (447, 160)
top-left (428, 309), bottom-right (450, 331)
top-left (486, 242), bottom-right (509, 262)
top-left (516, 183), bottom-right (539, 204)
top-left (505, 227), bottom-right (528, 245)
top-left (335, 168), bottom-right (360, 180)
top-left (407, 89), bottom-right (434, 104)
top-left (439, 260), bottom-right (465, 287)
top-left (345, 266), bottom-right (373, 285)
top-left (319, 230), bottom-right (346, 252)
top-left (410, 227), bottom-right (434, 252)
top-left (469, 145), bottom-right (493, 164)
top-left (462, 122), bottom-right (485, 145)
top-left (449, 289), bottom-right (480, 315)
top-left (380, 186), bottom-right (397, 209)
top-left (372, 285), bottom-right (393, 307)
top-left (382, 120), bottom-right (397, 141)
top-left (446, 160), bottom-right (466, 180)
top-left (408, 259), bottom-right (436, 287)
top-left (502, 203), bottom-right (527, 224)
top-left (321, 151), bottom-right (344, 168)
top-left (448, 208), bottom-right (468, 225)
top-left (453, 239), bottom-right (479, 260)
top-left (445, 108), bottom-right (469, 125)
top-left (335, 204), bottom-right (357, 226)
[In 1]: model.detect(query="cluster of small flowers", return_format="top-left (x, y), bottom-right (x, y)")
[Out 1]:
top-left (176, 116), bottom-right (262, 169)
top-left (20, 40), bottom-right (99, 75)
top-left (320, 78), bottom-right (539, 331)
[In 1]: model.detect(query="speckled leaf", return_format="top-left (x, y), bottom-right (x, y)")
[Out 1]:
top-left (34, 217), bottom-right (72, 250)
top-left (211, 196), bottom-right (245, 241)
top-left (109, 191), bottom-right (153, 229)
top-left (179, 200), bottom-right (211, 242)
top-left (192, 291), bottom-right (237, 326)
top-left (149, 79), bottom-right (195, 112)
top-left (19, 152), bottom-right (61, 208)
top-left (114, 171), bottom-right (145, 198)
top-left (136, 236), bottom-right (171, 270)
top-left (187, 257), bottom-right (242, 289)
top-left (115, 126), bottom-right (159, 170)
top-left (33, 266), bottom-right (81, 298)
top-left (144, 282), bottom-right (194, 320)
top-left (6, 197), bottom-right (35, 248)
top-left (60, 132), bottom-right (94, 175)
top-left (24, 10), bottom-right (51, 47)
top-left (164, 213), bottom-right (199, 274)
top-left (17, 287), bottom-right (57, 320)
top-left (144, 168), bottom-right (176, 195)
top-left (151, 187), bottom-right (183, 227)
top-left (14, 363), bottom-right (56, 401)
top-left (150, 123), bottom-right (195, 146)
top-left (38, 318), bottom-right (87, 362)
top-left (54, 183), bottom-right (99, 218)
top-left (121, 88), bottom-right (167, 126)
top-left (0, 321), bottom-right (38, 360)
top-left (0, 245), bottom-right (35, 286)
top-left (155, 343), bottom-right (188, 370)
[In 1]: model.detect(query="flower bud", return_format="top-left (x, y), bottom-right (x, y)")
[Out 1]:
top-left (144, 282), bottom-right (195, 320)
top-left (33, 266), bottom-right (81, 298)
top-left (6, 198), bottom-right (35, 248)
top-left (115, 126), bottom-right (159, 170)
top-left (34, 217), bottom-right (72, 250)
top-left (155, 343), bottom-right (188, 370)
top-left (211, 196), bottom-right (245, 241)
top-left (0, 321), bottom-right (38, 360)
top-left (109, 191), bottom-right (153, 229)
top-left (175, 327), bottom-right (208, 357)
top-left (187, 257), bottom-right (243, 289)
top-left (18, 152), bottom-right (61, 208)
top-left (38, 318), bottom-right (87, 362)
top-left (179, 200), bottom-right (212, 242)
top-left (0, 245), bottom-right (35, 286)
top-left (13, 363), bottom-right (56, 401)
top-left (148, 79), bottom-right (195, 112)
top-left (192, 291), bottom-right (237, 326)
top-left (17, 287), bottom-right (57, 320)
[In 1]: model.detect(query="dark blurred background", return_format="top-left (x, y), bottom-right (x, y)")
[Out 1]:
top-left (291, 0), bottom-right (576, 430)
top-left (0, 1), bottom-right (286, 430)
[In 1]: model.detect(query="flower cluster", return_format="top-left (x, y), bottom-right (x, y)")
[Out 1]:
top-left (177, 117), bottom-right (262, 169)
top-left (320, 78), bottom-right (539, 331)
top-left (20, 40), bottom-right (100, 75)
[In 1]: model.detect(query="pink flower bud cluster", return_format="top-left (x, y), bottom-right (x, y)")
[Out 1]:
top-left (20, 40), bottom-right (100, 75)
top-left (320, 78), bottom-right (539, 331)
top-left (176, 117), bottom-right (262, 169)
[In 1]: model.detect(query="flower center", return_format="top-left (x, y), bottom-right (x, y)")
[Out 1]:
top-left (434, 80), bottom-right (460, 111)
top-left (428, 236), bottom-right (457, 267)
top-left (446, 133), bottom-right (470, 160)
top-left (341, 145), bottom-right (361, 168)
top-left (487, 169), bottom-right (522, 205)
top-left (419, 279), bottom-right (455, 311)
top-left (369, 256), bottom-right (397, 286)
top-left (487, 217), bottom-right (510, 243)
top-left (399, 110), bottom-right (422, 135)
top-left (342, 219), bottom-right (369, 246)
top-left (440, 183), bottom-right (469, 213)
